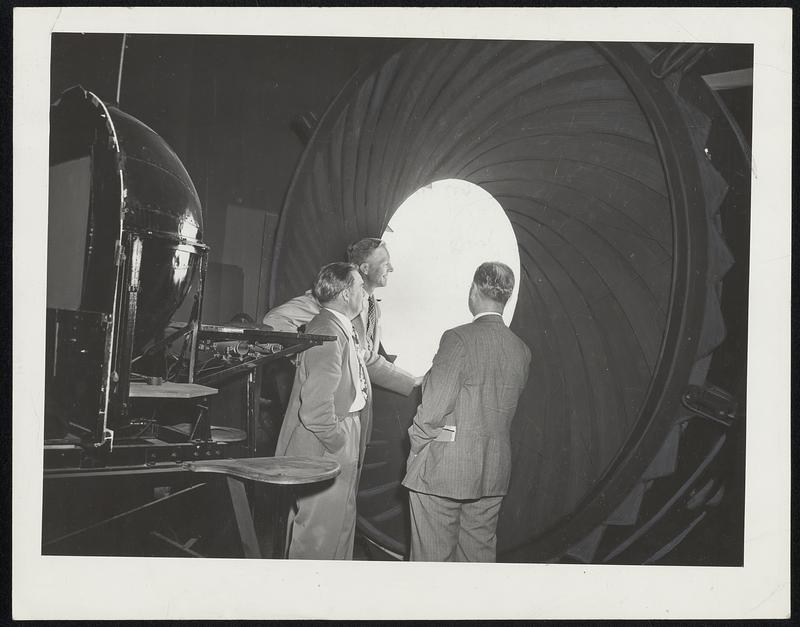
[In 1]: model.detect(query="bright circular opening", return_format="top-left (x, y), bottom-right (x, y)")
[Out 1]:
top-left (379, 179), bottom-right (521, 376)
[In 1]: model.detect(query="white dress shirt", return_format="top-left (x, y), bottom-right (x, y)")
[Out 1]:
top-left (358, 298), bottom-right (369, 331)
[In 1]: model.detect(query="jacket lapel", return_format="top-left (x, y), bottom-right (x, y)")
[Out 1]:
top-left (319, 308), bottom-right (359, 401)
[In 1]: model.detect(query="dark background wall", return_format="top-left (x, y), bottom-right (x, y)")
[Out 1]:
top-left (50, 33), bottom-right (401, 321)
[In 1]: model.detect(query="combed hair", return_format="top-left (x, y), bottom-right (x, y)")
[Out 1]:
top-left (473, 261), bottom-right (515, 305)
top-left (313, 262), bottom-right (358, 304)
top-left (346, 238), bottom-right (385, 266)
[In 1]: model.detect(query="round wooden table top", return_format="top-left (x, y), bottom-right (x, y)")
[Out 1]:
top-left (182, 456), bottom-right (340, 486)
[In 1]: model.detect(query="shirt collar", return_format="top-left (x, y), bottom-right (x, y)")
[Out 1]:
top-left (324, 307), bottom-right (356, 331)
top-left (472, 311), bottom-right (504, 322)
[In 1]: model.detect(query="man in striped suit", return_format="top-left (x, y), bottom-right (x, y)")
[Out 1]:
top-left (402, 262), bottom-right (531, 562)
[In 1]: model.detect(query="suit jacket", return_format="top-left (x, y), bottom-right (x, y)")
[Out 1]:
top-left (274, 308), bottom-right (373, 465)
top-left (402, 314), bottom-right (531, 499)
top-left (263, 291), bottom-right (416, 396)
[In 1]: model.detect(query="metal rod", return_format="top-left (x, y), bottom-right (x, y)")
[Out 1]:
top-left (246, 371), bottom-right (257, 457)
top-left (116, 34), bottom-right (127, 106)
top-left (188, 250), bottom-right (208, 383)
top-left (117, 235), bottom-right (143, 422)
top-left (52, 319), bottom-right (59, 376)
top-left (149, 530), bottom-right (205, 558)
top-left (702, 68), bottom-right (753, 91)
top-left (132, 323), bottom-right (194, 365)
top-left (44, 462), bottom-right (208, 479)
top-left (43, 482), bottom-right (207, 548)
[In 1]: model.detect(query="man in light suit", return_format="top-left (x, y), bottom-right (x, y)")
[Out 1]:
top-left (274, 262), bottom-right (371, 559)
top-left (402, 261), bottom-right (531, 562)
top-left (263, 238), bottom-right (422, 395)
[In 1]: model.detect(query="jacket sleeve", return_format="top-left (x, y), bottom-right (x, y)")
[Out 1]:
top-left (297, 334), bottom-right (346, 453)
top-left (407, 330), bottom-right (464, 455)
top-left (262, 292), bottom-right (320, 332)
top-left (524, 344), bottom-right (532, 381)
top-left (365, 352), bottom-right (417, 396)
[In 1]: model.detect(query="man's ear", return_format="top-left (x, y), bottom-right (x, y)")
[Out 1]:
top-left (359, 262), bottom-right (370, 276)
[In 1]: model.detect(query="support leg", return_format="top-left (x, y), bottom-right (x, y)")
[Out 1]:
top-left (272, 487), bottom-right (293, 559)
top-left (227, 476), bottom-right (261, 558)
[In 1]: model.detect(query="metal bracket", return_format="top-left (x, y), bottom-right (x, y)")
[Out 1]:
top-left (114, 241), bottom-right (124, 267)
top-left (681, 384), bottom-right (737, 427)
top-left (94, 427), bottom-right (115, 451)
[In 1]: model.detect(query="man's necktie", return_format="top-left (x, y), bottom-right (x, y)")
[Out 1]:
top-left (366, 295), bottom-right (377, 354)
top-left (351, 323), bottom-right (369, 399)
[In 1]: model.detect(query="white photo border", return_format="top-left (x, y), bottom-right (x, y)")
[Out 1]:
top-left (12, 7), bottom-right (792, 620)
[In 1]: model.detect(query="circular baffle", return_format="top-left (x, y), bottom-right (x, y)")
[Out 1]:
top-left (270, 40), bottom-right (734, 562)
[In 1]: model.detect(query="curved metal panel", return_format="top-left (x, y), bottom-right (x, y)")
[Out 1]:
top-left (50, 87), bottom-right (205, 354)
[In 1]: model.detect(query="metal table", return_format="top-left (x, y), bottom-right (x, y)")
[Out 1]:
top-left (43, 456), bottom-right (340, 559)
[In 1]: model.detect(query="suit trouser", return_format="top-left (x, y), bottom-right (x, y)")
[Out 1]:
top-left (286, 413), bottom-right (361, 560)
top-left (408, 490), bottom-right (504, 562)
